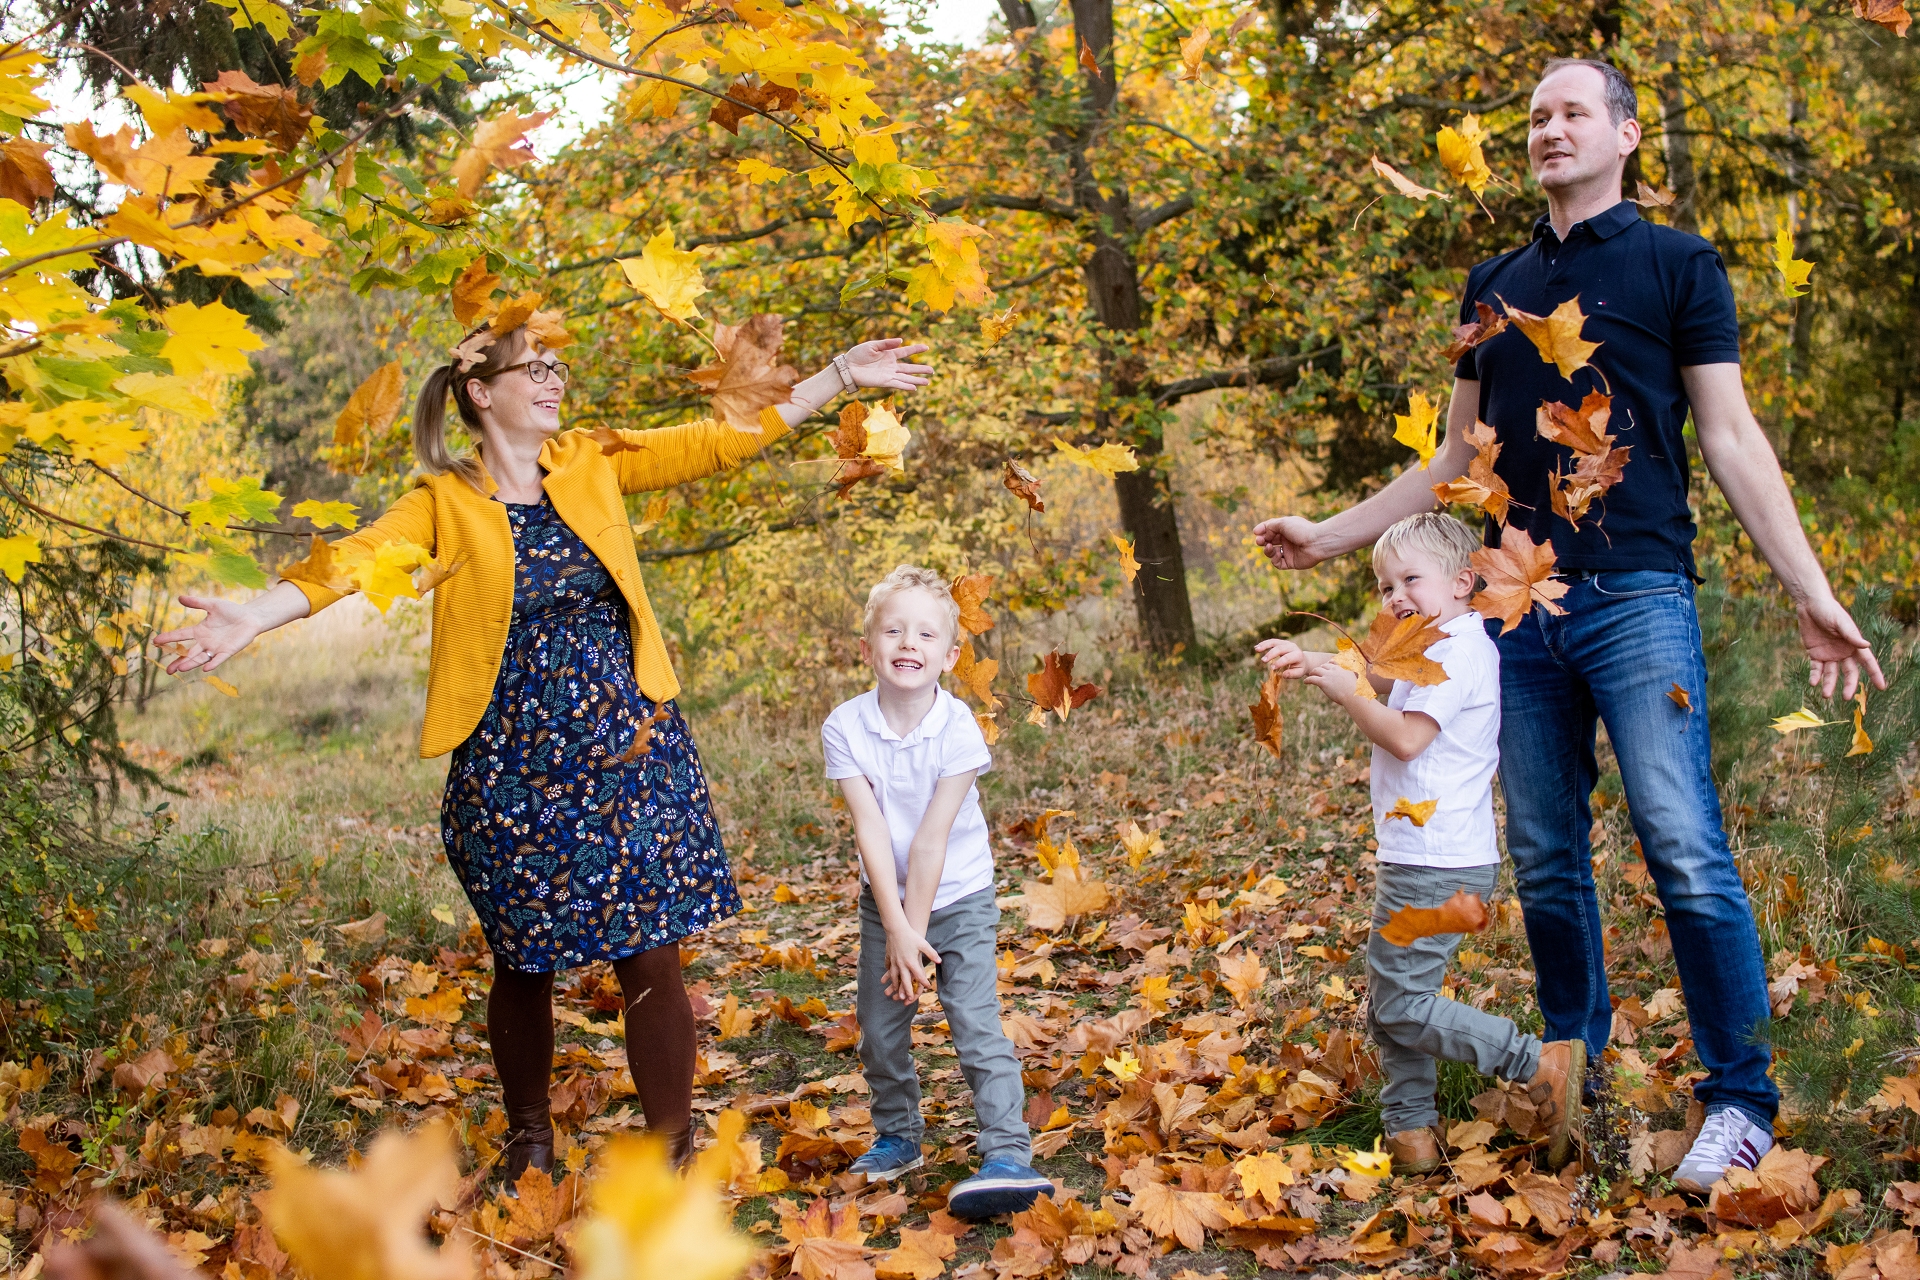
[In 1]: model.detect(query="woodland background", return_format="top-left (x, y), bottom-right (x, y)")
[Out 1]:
top-left (2, 0), bottom-right (1920, 1276)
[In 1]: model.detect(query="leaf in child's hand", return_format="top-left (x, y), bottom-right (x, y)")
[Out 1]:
top-left (1329, 639), bottom-right (1376, 701)
top-left (951, 573), bottom-right (995, 634)
top-left (1027, 649), bottom-right (1100, 722)
top-left (1442, 301), bottom-right (1509, 363)
top-left (1471, 526), bottom-right (1568, 635)
top-left (1003, 459), bottom-right (1045, 511)
top-left (1358, 609), bottom-right (1449, 686)
top-left (1384, 796), bottom-right (1438, 826)
top-left (1379, 888), bottom-right (1490, 946)
top-left (1249, 670), bottom-right (1283, 757)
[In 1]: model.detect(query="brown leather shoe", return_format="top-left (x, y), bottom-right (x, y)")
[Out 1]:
top-left (1385, 1125), bottom-right (1444, 1175)
top-left (1525, 1039), bottom-right (1586, 1170)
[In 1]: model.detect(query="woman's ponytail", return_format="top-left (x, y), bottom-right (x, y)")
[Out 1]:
top-left (409, 322), bottom-right (527, 491)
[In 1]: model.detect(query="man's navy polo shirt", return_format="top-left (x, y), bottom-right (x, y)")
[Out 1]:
top-left (1452, 199), bottom-right (1743, 578)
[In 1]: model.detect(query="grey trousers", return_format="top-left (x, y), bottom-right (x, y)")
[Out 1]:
top-left (858, 887), bottom-right (1031, 1162)
top-left (1366, 861), bottom-right (1544, 1134)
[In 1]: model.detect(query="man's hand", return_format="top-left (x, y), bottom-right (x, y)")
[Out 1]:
top-left (882, 927), bottom-right (941, 1003)
top-left (1251, 515), bottom-right (1324, 571)
top-left (1798, 594), bottom-right (1886, 700)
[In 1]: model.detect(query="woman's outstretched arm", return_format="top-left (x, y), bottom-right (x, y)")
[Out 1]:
top-left (153, 580), bottom-right (311, 675)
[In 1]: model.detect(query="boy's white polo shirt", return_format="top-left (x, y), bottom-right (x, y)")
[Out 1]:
top-left (1371, 611), bottom-right (1502, 868)
top-left (822, 687), bottom-right (995, 911)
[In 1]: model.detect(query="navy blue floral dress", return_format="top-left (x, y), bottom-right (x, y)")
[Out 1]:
top-left (441, 496), bottom-right (741, 972)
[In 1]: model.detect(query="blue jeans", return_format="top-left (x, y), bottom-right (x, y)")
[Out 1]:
top-left (1491, 570), bottom-right (1777, 1124)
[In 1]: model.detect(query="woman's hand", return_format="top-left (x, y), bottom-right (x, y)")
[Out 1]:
top-left (153, 582), bottom-right (311, 673)
top-left (844, 338), bottom-right (933, 392)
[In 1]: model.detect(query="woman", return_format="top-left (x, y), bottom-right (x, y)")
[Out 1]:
top-left (157, 322), bottom-right (932, 1176)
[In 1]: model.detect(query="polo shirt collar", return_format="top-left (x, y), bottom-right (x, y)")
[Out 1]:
top-left (859, 688), bottom-right (949, 745)
top-left (1530, 199), bottom-right (1640, 245)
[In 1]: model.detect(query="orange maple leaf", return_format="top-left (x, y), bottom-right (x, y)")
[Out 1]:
top-left (686, 314), bottom-right (797, 432)
top-left (1442, 301), bottom-right (1509, 363)
top-left (951, 572), bottom-right (995, 635)
top-left (1003, 458), bottom-right (1045, 511)
top-left (1384, 796), bottom-right (1439, 826)
top-left (1249, 670), bottom-right (1283, 758)
top-left (1026, 650), bottom-right (1100, 723)
top-left (952, 639), bottom-right (999, 709)
top-left (451, 108), bottom-right (553, 197)
top-left (1535, 390), bottom-right (1615, 455)
top-left (1431, 420), bottom-right (1511, 524)
top-left (876, 1226), bottom-right (956, 1280)
top-left (1500, 294), bottom-right (1601, 380)
top-left (1326, 609), bottom-right (1449, 702)
top-left (1379, 888), bottom-right (1490, 946)
top-left (450, 257), bottom-right (500, 326)
top-left (334, 359), bottom-right (406, 447)
top-left (1853, 0), bottom-right (1913, 35)
top-left (1471, 526), bottom-right (1569, 635)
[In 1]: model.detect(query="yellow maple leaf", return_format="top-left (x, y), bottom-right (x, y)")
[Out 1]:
top-left (1392, 391), bottom-right (1439, 468)
top-left (0, 533), bottom-right (40, 582)
top-left (1340, 1137), bottom-right (1392, 1179)
top-left (122, 84), bottom-right (226, 137)
top-left (1234, 1151), bottom-right (1295, 1206)
top-left (1119, 820), bottom-right (1162, 868)
top-left (1774, 225), bottom-right (1814, 299)
top-left (1103, 1049), bottom-right (1142, 1082)
top-left (161, 300), bottom-right (264, 378)
top-left (265, 1121), bottom-right (472, 1280)
top-left (979, 306), bottom-right (1018, 345)
top-left (861, 403), bottom-right (909, 473)
top-left (1053, 438), bottom-right (1139, 476)
top-left (715, 992), bottom-right (755, 1040)
top-left (1384, 796), bottom-right (1439, 826)
top-left (339, 540), bottom-right (436, 614)
top-left (735, 158), bottom-right (790, 184)
top-left (618, 228), bottom-right (710, 323)
top-left (1436, 114), bottom-right (1493, 195)
top-left (1112, 533), bottom-right (1140, 583)
top-left (1499, 293), bottom-right (1600, 381)
top-left (292, 500), bottom-right (359, 531)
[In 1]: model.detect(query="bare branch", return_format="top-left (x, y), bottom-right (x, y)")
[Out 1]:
top-left (1131, 194), bottom-right (1193, 232)
top-left (1152, 345), bottom-right (1339, 407)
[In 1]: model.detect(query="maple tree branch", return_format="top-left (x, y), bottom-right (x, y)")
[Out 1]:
top-left (1131, 194), bottom-right (1193, 232)
top-left (1117, 118), bottom-right (1216, 160)
top-left (1373, 88), bottom-right (1527, 117)
top-left (936, 193), bottom-right (1081, 221)
top-left (1151, 345), bottom-right (1339, 407)
top-left (0, 471), bottom-right (182, 554)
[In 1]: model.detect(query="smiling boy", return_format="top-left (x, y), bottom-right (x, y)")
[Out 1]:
top-left (820, 565), bottom-right (1051, 1217)
top-left (1257, 513), bottom-right (1584, 1172)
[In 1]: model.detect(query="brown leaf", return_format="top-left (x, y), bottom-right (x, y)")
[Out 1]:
top-left (951, 573), bottom-right (995, 635)
top-left (0, 138), bottom-right (54, 206)
top-left (1350, 608), bottom-right (1449, 688)
top-left (1853, 0), bottom-right (1913, 36)
top-left (686, 313), bottom-right (798, 431)
top-left (490, 292), bottom-right (541, 338)
top-left (1500, 293), bottom-right (1601, 380)
top-left (1250, 670), bottom-right (1283, 758)
top-left (334, 911), bottom-right (389, 946)
top-left (1442, 301), bottom-right (1509, 362)
top-left (334, 359), bottom-right (406, 447)
top-left (1003, 459), bottom-right (1045, 511)
top-left (1634, 180), bottom-right (1678, 208)
top-left (205, 70), bottom-right (315, 152)
top-left (830, 401), bottom-right (869, 458)
top-left (450, 257), bottom-right (499, 326)
top-left (113, 1048), bottom-right (177, 1094)
top-left (279, 535), bottom-right (346, 592)
top-left (1078, 36), bottom-right (1102, 76)
top-left (1431, 420), bottom-right (1511, 523)
top-left (1027, 650), bottom-right (1100, 722)
top-left (1470, 525), bottom-right (1568, 635)
top-left (451, 108), bottom-right (553, 196)
top-left (523, 307), bottom-right (574, 350)
top-left (1535, 390), bottom-right (1615, 455)
top-left (588, 426), bottom-right (642, 456)
top-left (42, 1201), bottom-right (202, 1280)
top-left (615, 704), bottom-right (672, 763)
top-left (1667, 682), bottom-right (1693, 712)
top-left (1378, 889), bottom-right (1489, 946)
top-left (1227, 7), bottom-right (1259, 38)
top-left (1370, 155), bottom-right (1449, 202)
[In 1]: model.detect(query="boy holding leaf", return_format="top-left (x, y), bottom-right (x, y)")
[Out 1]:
top-left (1257, 513), bottom-right (1583, 1171)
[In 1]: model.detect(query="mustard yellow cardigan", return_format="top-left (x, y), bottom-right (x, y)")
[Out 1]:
top-left (288, 418), bottom-right (788, 758)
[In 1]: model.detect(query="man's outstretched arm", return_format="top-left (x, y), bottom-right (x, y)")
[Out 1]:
top-left (1252, 378), bottom-right (1480, 570)
top-left (1685, 362), bottom-right (1885, 699)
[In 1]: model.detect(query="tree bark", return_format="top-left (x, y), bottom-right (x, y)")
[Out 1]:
top-left (1655, 41), bottom-right (1699, 234)
top-left (1113, 438), bottom-right (1196, 654)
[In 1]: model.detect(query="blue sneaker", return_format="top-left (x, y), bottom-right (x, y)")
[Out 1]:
top-left (848, 1134), bottom-right (923, 1182)
top-left (947, 1156), bottom-right (1053, 1219)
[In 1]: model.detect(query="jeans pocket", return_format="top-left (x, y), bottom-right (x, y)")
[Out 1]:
top-left (1591, 571), bottom-right (1687, 601)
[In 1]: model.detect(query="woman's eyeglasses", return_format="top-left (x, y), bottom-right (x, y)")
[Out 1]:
top-left (483, 359), bottom-right (571, 385)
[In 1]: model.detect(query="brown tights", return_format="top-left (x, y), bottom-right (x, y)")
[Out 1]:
top-left (488, 942), bottom-right (697, 1153)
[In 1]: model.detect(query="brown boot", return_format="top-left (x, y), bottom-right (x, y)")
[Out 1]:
top-left (659, 1127), bottom-right (694, 1172)
top-left (1525, 1039), bottom-right (1586, 1170)
top-left (1385, 1125), bottom-right (1444, 1175)
top-left (501, 1099), bottom-right (555, 1187)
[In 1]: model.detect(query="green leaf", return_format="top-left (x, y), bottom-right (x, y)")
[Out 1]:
top-left (839, 271), bottom-right (890, 305)
top-left (184, 476), bottom-right (283, 532)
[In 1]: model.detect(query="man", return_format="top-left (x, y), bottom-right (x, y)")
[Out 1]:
top-left (1253, 58), bottom-right (1885, 1190)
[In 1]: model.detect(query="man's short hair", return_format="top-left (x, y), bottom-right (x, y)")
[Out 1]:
top-left (863, 564), bottom-right (961, 641)
top-left (1373, 512), bottom-right (1480, 579)
top-left (1539, 57), bottom-right (1639, 125)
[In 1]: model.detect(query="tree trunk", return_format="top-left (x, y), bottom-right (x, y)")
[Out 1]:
top-left (1656, 41), bottom-right (1698, 233)
top-left (1113, 441), bottom-right (1196, 654)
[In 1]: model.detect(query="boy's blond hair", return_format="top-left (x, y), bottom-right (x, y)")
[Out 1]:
top-left (863, 565), bottom-right (961, 641)
top-left (1372, 511), bottom-right (1481, 579)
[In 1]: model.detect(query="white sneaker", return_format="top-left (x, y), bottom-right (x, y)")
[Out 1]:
top-left (1673, 1106), bottom-right (1774, 1193)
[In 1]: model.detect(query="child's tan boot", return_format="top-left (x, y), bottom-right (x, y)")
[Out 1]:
top-left (1385, 1125), bottom-right (1444, 1175)
top-left (1524, 1039), bottom-right (1586, 1170)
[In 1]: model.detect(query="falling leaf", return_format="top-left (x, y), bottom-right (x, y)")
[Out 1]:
top-left (1770, 707), bottom-right (1835, 735)
top-left (1668, 683), bottom-right (1693, 712)
top-left (1178, 25), bottom-right (1210, 80)
top-left (1393, 391), bottom-right (1439, 468)
top-left (0, 533), bottom-right (41, 582)
top-left (617, 228), bottom-right (711, 323)
top-left (1379, 888), bottom-right (1490, 946)
top-left (1774, 225), bottom-right (1814, 298)
top-left (951, 639), bottom-right (999, 708)
top-left (572, 1133), bottom-right (757, 1280)
top-left (979, 306), bottom-right (1018, 345)
top-left (1370, 155), bottom-right (1449, 202)
top-left (1078, 36), bottom-right (1101, 76)
top-left (292, 499), bottom-right (359, 531)
top-left (451, 108), bottom-right (553, 196)
top-left (1249, 670), bottom-right (1283, 758)
top-left (861, 403), bottom-right (910, 472)
top-left (279, 535), bottom-right (344, 593)
top-left (335, 359), bottom-right (407, 448)
top-left (1341, 1138), bottom-right (1393, 1178)
top-left (1003, 459), bottom-right (1045, 511)
top-left (1384, 796), bottom-right (1439, 826)
top-left (490, 292), bottom-right (542, 338)
top-left (1053, 438), bottom-right (1139, 476)
top-left (1027, 649), bottom-right (1101, 722)
top-left (265, 1121), bottom-right (472, 1280)
top-left (1634, 180), bottom-right (1678, 208)
top-left (1471, 526), bottom-right (1569, 634)
top-left (1536, 390), bottom-right (1614, 455)
top-left (1227, 7), bottom-right (1258, 37)
top-left (0, 137), bottom-right (53, 207)
top-left (951, 573), bottom-right (995, 634)
top-left (686, 314), bottom-right (798, 431)
top-left (1850, 695), bottom-right (1875, 757)
top-left (1443, 300), bottom-right (1509, 363)
top-left (1436, 114), bottom-right (1493, 195)
top-left (524, 307), bottom-right (574, 350)
top-left (1852, 0), bottom-right (1913, 35)
top-left (204, 675), bottom-right (240, 698)
top-left (616, 704), bottom-right (673, 763)
top-left (1500, 294), bottom-right (1601, 380)
top-left (1550, 442), bottom-right (1629, 526)
top-left (1113, 534), bottom-right (1140, 584)
top-left (1431, 420), bottom-right (1511, 523)
top-left (1343, 608), bottom-right (1450, 692)
top-left (632, 493), bottom-right (671, 536)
